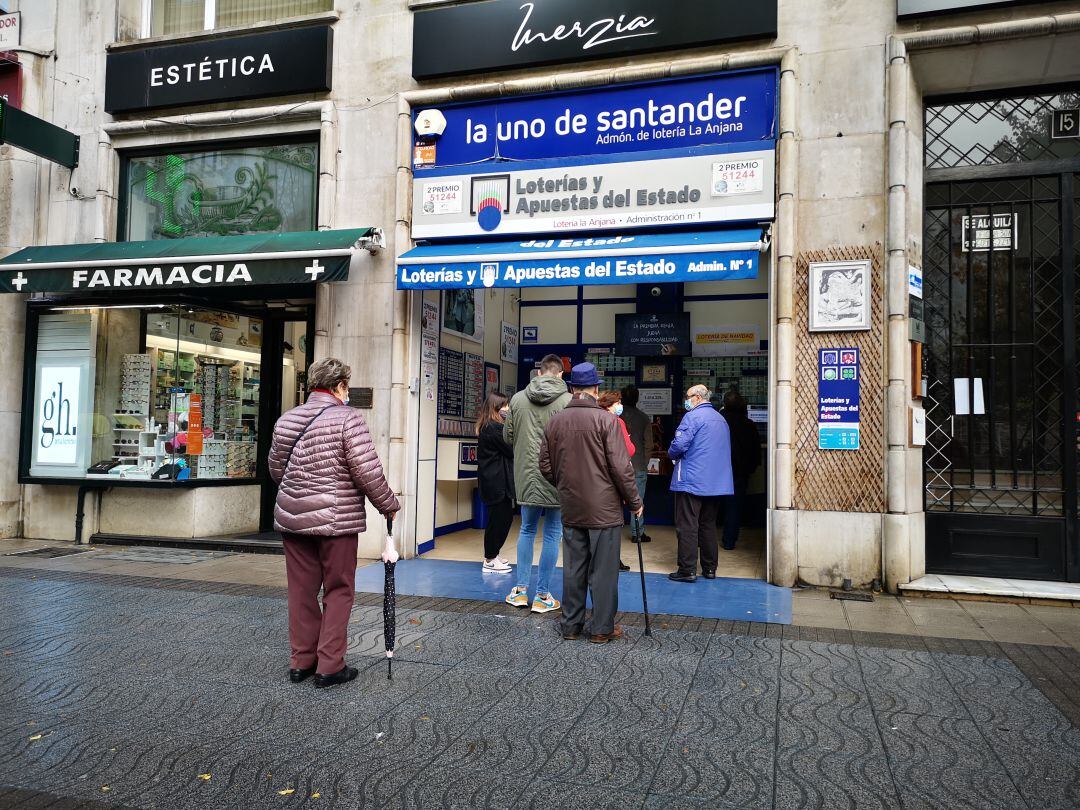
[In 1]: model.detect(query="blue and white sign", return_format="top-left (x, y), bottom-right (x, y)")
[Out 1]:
top-left (817, 347), bottom-right (861, 451)
top-left (397, 229), bottom-right (763, 290)
top-left (413, 68), bottom-right (777, 172)
top-left (411, 69), bottom-right (778, 240)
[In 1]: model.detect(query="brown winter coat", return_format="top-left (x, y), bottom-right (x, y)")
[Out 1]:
top-left (539, 396), bottom-right (642, 529)
top-left (269, 391), bottom-right (400, 537)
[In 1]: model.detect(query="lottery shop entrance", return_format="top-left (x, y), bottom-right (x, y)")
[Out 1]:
top-left (401, 230), bottom-right (772, 582)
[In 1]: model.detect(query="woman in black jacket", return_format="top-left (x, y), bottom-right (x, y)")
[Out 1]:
top-left (476, 392), bottom-right (515, 574)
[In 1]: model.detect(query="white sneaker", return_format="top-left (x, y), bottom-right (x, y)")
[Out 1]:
top-left (496, 556), bottom-right (512, 567)
top-left (483, 558), bottom-right (512, 574)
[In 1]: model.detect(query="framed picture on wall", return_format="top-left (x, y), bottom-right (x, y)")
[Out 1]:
top-left (442, 289), bottom-right (485, 343)
top-left (809, 260), bottom-right (872, 332)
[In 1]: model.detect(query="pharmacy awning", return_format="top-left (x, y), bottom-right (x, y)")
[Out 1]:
top-left (396, 228), bottom-right (767, 290)
top-left (0, 228), bottom-right (384, 294)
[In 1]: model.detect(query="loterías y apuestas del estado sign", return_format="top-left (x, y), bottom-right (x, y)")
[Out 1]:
top-left (104, 25), bottom-right (333, 114)
top-left (0, 256), bottom-right (350, 295)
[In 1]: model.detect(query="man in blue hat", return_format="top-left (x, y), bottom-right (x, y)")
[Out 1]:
top-left (540, 363), bottom-right (643, 644)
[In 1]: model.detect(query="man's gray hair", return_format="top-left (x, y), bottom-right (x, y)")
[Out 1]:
top-left (688, 384), bottom-right (710, 400)
top-left (308, 357), bottom-right (352, 392)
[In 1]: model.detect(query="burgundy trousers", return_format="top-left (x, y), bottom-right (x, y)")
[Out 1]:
top-left (282, 533), bottom-right (358, 675)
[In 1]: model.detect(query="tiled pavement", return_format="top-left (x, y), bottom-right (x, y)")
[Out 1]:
top-left (0, 564), bottom-right (1079, 809)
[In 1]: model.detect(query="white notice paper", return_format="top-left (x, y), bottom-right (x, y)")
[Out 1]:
top-left (953, 378), bottom-right (986, 416)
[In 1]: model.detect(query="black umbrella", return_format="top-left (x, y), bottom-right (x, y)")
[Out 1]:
top-left (634, 523), bottom-right (652, 637)
top-left (381, 515), bottom-right (399, 680)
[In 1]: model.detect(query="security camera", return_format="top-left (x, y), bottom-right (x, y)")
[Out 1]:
top-left (650, 286), bottom-right (662, 297)
top-left (414, 109), bottom-right (447, 138)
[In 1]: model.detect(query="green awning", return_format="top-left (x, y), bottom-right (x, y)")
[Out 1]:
top-left (0, 228), bottom-right (383, 294)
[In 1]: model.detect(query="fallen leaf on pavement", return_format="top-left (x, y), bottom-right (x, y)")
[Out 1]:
top-left (408, 618), bottom-right (422, 625)
top-left (311, 792), bottom-right (321, 799)
top-left (277, 788), bottom-right (295, 796)
top-left (101, 787), bottom-right (111, 792)
top-left (197, 774), bottom-right (212, 781)
top-left (28, 734), bottom-right (43, 741)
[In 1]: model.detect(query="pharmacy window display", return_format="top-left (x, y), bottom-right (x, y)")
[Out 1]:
top-left (24, 304), bottom-right (262, 483)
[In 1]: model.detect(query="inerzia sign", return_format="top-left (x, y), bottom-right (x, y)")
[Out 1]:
top-left (413, 68), bottom-right (776, 171)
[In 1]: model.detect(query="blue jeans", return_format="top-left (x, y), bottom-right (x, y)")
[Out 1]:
top-left (630, 471), bottom-right (649, 537)
top-left (515, 505), bottom-right (562, 596)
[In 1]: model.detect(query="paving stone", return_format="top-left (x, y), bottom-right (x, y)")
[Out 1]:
top-left (2, 565), bottom-right (1079, 810)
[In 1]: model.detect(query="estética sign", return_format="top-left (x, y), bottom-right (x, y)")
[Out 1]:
top-left (412, 0), bottom-right (777, 80)
top-left (0, 256), bottom-right (349, 294)
top-left (104, 25), bottom-right (333, 114)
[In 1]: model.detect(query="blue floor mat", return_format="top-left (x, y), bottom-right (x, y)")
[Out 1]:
top-left (356, 558), bottom-right (791, 624)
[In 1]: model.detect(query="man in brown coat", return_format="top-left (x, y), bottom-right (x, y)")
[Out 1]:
top-left (539, 363), bottom-right (643, 644)
top-left (269, 357), bottom-right (400, 688)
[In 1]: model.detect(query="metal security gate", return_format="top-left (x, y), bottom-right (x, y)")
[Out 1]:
top-left (923, 92), bottom-right (1080, 582)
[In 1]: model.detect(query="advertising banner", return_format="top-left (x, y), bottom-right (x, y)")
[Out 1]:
top-left (32, 365), bottom-right (83, 466)
top-left (693, 324), bottom-right (760, 356)
top-left (413, 69), bottom-right (777, 171)
top-left (399, 247), bottom-right (758, 291)
top-left (817, 348), bottom-right (861, 450)
top-left (412, 149), bottom-right (774, 239)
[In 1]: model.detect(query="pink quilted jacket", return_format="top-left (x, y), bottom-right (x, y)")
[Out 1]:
top-left (269, 391), bottom-right (400, 537)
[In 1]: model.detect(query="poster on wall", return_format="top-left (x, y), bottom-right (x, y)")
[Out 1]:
top-left (693, 324), bottom-right (760, 356)
top-left (422, 299), bottom-right (440, 336)
top-left (484, 362), bottom-right (501, 398)
top-left (442, 289), bottom-right (485, 343)
top-left (32, 364), bottom-right (83, 466)
top-left (500, 321), bottom-right (518, 363)
top-left (437, 347), bottom-right (464, 417)
top-left (809, 260), bottom-right (871, 332)
top-left (817, 348), bottom-right (861, 450)
top-left (463, 352), bottom-right (485, 420)
top-left (639, 388), bottom-right (673, 417)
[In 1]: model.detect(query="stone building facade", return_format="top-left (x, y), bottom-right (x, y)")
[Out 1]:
top-left (0, 0), bottom-right (1077, 592)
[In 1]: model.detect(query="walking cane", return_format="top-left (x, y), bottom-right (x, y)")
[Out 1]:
top-left (634, 523), bottom-right (652, 637)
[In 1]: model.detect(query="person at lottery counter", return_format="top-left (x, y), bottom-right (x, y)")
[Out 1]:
top-left (668, 384), bottom-right (733, 583)
top-left (539, 363), bottom-right (643, 644)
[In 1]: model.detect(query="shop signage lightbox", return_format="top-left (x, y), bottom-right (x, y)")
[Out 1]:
top-left (104, 25), bottom-right (333, 114)
top-left (412, 0), bottom-right (777, 80)
top-left (411, 69), bottom-right (777, 239)
top-left (397, 229), bottom-right (764, 291)
top-left (0, 12), bottom-right (19, 48)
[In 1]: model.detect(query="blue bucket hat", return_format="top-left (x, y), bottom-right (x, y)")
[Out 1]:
top-left (569, 362), bottom-right (601, 387)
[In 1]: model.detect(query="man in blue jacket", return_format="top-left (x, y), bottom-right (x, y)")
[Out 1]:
top-left (668, 384), bottom-right (734, 582)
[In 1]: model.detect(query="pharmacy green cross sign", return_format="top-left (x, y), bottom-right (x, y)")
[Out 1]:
top-left (0, 99), bottom-right (80, 168)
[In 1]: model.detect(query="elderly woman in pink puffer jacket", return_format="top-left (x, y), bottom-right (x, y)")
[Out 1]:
top-left (269, 357), bottom-right (400, 689)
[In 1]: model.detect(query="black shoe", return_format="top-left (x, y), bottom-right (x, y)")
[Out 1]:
top-left (668, 571), bottom-right (697, 583)
top-left (702, 570), bottom-right (716, 580)
top-left (619, 560), bottom-right (631, 572)
top-left (289, 665), bottom-right (317, 683)
top-left (561, 627), bottom-right (583, 641)
top-left (722, 544), bottom-right (736, 551)
top-left (314, 665), bottom-right (358, 689)
top-left (640, 533), bottom-right (652, 543)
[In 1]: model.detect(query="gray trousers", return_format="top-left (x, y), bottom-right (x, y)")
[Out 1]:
top-left (560, 525), bottom-right (621, 637)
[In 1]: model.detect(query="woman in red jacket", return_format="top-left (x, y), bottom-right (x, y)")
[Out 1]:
top-left (598, 390), bottom-right (633, 571)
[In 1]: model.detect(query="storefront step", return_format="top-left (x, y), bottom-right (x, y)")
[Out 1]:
top-left (89, 531), bottom-right (284, 555)
top-left (901, 575), bottom-right (1080, 608)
